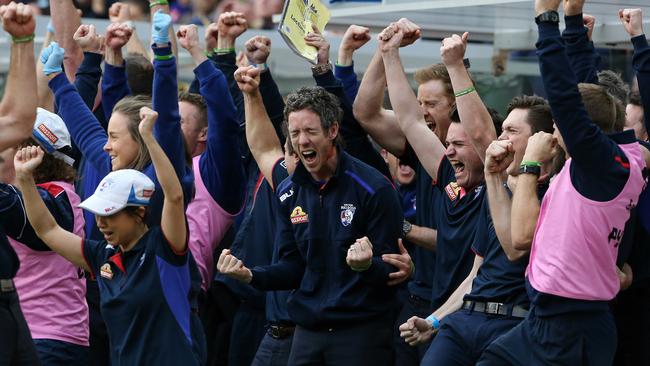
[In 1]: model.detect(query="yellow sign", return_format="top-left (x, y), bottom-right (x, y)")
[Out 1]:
top-left (278, 0), bottom-right (330, 64)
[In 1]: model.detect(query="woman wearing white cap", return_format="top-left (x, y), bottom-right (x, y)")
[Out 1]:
top-left (13, 107), bottom-right (206, 365)
top-left (0, 108), bottom-right (89, 365)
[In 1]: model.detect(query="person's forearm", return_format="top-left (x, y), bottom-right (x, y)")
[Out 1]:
top-left (126, 30), bottom-right (149, 59)
top-left (486, 172), bottom-right (528, 261)
top-left (382, 49), bottom-right (423, 135)
top-left (510, 173), bottom-right (540, 251)
top-left (213, 52), bottom-right (245, 126)
top-left (354, 50), bottom-right (386, 123)
top-left (632, 35), bottom-right (650, 137)
top-left (447, 62), bottom-right (496, 161)
top-left (562, 14), bottom-right (598, 84)
top-left (334, 63), bottom-right (360, 105)
top-left (142, 133), bottom-right (183, 205)
top-left (152, 45), bottom-right (185, 179)
top-left (101, 63), bottom-right (131, 121)
top-left (405, 225), bottom-right (437, 251)
top-left (149, 1), bottom-right (177, 57)
top-left (196, 60), bottom-right (245, 214)
top-left (259, 70), bottom-right (285, 140)
top-left (37, 32), bottom-right (55, 111)
top-left (50, 0), bottom-right (82, 81)
top-left (0, 41), bottom-right (38, 150)
top-left (105, 47), bottom-right (124, 67)
top-left (245, 91), bottom-right (283, 163)
top-left (432, 263), bottom-right (477, 320)
top-left (74, 52), bottom-right (103, 110)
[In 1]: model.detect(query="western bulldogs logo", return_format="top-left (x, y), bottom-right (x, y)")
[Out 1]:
top-left (340, 204), bottom-right (356, 227)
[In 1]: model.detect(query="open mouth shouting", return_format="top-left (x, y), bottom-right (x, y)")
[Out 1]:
top-left (301, 149), bottom-right (317, 166)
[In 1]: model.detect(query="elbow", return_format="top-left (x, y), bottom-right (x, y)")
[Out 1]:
top-left (511, 234), bottom-right (533, 252)
top-left (165, 189), bottom-right (184, 205)
top-left (352, 101), bottom-right (374, 126)
top-left (505, 248), bottom-right (528, 262)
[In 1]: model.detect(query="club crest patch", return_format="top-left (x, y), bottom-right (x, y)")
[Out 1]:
top-left (290, 206), bottom-right (309, 224)
top-left (445, 182), bottom-right (461, 201)
top-left (340, 204), bottom-right (356, 227)
top-left (100, 263), bottom-right (113, 280)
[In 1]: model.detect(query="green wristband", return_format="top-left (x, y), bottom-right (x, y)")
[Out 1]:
top-left (204, 49), bottom-right (214, 57)
top-left (520, 161), bottom-right (542, 167)
top-left (214, 47), bottom-right (235, 54)
top-left (350, 261), bottom-right (372, 272)
top-left (153, 54), bottom-right (174, 61)
top-left (149, 0), bottom-right (168, 7)
top-left (454, 86), bottom-right (476, 98)
top-left (12, 34), bottom-right (35, 44)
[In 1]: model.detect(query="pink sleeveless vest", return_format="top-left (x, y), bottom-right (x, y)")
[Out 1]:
top-left (186, 155), bottom-right (236, 292)
top-left (10, 181), bottom-right (89, 346)
top-left (527, 142), bottom-right (646, 301)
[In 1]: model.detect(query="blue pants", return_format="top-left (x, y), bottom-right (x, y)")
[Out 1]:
top-left (251, 332), bottom-right (293, 366)
top-left (86, 279), bottom-right (109, 366)
top-left (228, 305), bottom-right (266, 366)
top-left (288, 319), bottom-right (393, 366)
top-left (421, 309), bottom-right (521, 365)
top-left (477, 306), bottom-right (617, 366)
top-left (33, 339), bottom-right (88, 366)
top-left (393, 294), bottom-right (433, 366)
top-left (0, 290), bottom-right (41, 366)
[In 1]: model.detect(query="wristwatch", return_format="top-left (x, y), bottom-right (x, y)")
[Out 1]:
top-left (402, 220), bottom-right (413, 238)
top-left (311, 62), bottom-right (332, 76)
top-left (535, 10), bottom-right (560, 24)
top-left (519, 164), bottom-right (541, 176)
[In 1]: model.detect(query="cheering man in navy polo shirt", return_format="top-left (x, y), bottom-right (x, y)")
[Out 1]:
top-left (218, 85), bottom-right (403, 365)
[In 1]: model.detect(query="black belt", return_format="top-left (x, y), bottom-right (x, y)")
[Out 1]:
top-left (462, 300), bottom-right (528, 318)
top-left (267, 324), bottom-right (295, 339)
top-left (409, 294), bottom-right (430, 305)
top-left (0, 279), bottom-right (15, 293)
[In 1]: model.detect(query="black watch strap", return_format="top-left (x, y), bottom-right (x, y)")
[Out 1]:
top-left (535, 10), bottom-right (560, 24)
top-left (519, 164), bottom-right (541, 176)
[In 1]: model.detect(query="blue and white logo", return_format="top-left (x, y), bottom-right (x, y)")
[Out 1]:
top-left (340, 204), bottom-right (356, 227)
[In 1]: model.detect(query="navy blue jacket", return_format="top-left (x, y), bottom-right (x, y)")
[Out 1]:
top-left (250, 150), bottom-right (403, 328)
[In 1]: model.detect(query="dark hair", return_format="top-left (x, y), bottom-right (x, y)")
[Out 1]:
top-left (20, 139), bottom-right (76, 184)
top-left (125, 53), bottom-right (154, 96)
top-left (112, 95), bottom-right (153, 171)
top-left (506, 95), bottom-right (554, 134)
top-left (448, 105), bottom-right (503, 135)
top-left (283, 86), bottom-right (343, 146)
top-left (122, 205), bottom-right (149, 224)
top-left (579, 83), bottom-right (623, 133)
top-left (597, 70), bottom-right (629, 105)
top-left (178, 92), bottom-right (208, 130)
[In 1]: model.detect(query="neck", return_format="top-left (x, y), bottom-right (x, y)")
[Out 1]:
top-left (192, 143), bottom-right (206, 158)
top-left (119, 225), bottom-right (148, 252)
top-left (310, 146), bottom-right (338, 182)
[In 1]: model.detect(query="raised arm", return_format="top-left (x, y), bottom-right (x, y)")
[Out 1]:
top-left (72, 25), bottom-right (105, 110)
top-left (484, 140), bottom-right (528, 260)
top-left (0, 3), bottom-right (37, 151)
top-left (149, 1), bottom-right (177, 58)
top-left (621, 9), bottom-right (650, 137)
top-left (178, 24), bottom-right (245, 213)
top-left (109, 3), bottom-right (149, 58)
top-left (562, 0), bottom-right (599, 84)
top-left (235, 66), bottom-right (283, 187)
top-left (511, 132), bottom-right (557, 251)
top-left (335, 25), bottom-right (371, 103)
top-left (43, 43), bottom-right (112, 173)
top-left (379, 24), bottom-right (446, 179)
top-left (441, 32), bottom-right (496, 162)
top-left (102, 22), bottom-right (134, 121)
top-left (13, 147), bottom-right (88, 271)
top-left (139, 108), bottom-right (186, 252)
top-left (49, 0), bottom-right (82, 81)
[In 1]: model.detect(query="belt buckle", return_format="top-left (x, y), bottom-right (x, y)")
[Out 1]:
top-left (486, 302), bottom-right (503, 315)
top-left (269, 326), bottom-right (282, 339)
top-left (0, 279), bottom-right (14, 292)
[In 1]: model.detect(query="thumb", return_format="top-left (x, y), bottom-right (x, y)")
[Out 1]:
top-left (88, 24), bottom-right (96, 37)
top-left (398, 238), bottom-right (407, 254)
top-left (462, 32), bottom-right (469, 44)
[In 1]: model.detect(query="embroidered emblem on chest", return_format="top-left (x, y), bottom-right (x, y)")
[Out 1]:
top-left (340, 204), bottom-right (356, 227)
top-left (290, 206), bottom-right (309, 224)
top-left (445, 182), bottom-right (461, 201)
top-left (100, 263), bottom-right (114, 280)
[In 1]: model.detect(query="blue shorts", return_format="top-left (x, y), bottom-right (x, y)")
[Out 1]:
top-left (33, 339), bottom-right (89, 366)
top-left (477, 306), bottom-right (616, 366)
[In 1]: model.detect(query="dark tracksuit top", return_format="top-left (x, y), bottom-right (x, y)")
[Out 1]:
top-left (250, 150), bottom-right (403, 328)
top-left (531, 20), bottom-right (636, 315)
top-left (49, 44), bottom-right (194, 231)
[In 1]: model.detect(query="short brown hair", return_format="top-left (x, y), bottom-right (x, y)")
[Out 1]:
top-left (506, 95), bottom-right (554, 134)
top-left (414, 64), bottom-right (454, 102)
top-left (179, 92), bottom-right (208, 130)
top-left (125, 53), bottom-right (153, 96)
top-left (283, 86), bottom-right (343, 146)
top-left (20, 139), bottom-right (76, 184)
top-left (578, 83), bottom-right (623, 133)
top-left (112, 95), bottom-right (152, 171)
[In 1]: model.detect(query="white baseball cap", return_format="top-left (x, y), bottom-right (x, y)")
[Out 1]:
top-left (79, 169), bottom-right (155, 216)
top-left (32, 108), bottom-right (75, 166)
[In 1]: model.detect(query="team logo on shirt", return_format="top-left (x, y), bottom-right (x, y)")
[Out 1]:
top-left (100, 263), bottom-right (114, 280)
top-left (290, 206), bottom-right (309, 224)
top-left (445, 182), bottom-right (461, 201)
top-left (340, 204), bottom-right (356, 227)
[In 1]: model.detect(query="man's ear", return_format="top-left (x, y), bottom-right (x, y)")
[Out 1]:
top-left (329, 122), bottom-right (339, 141)
top-left (198, 126), bottom-right (208, 143)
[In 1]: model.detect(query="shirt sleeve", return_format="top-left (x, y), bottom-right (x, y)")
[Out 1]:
top-left (333, 62), bottom-right (360, 104)
top-left (435, 157), bottom-right (456, 191)
top-left (632, 35), bottom-right (650, 137)
top-left (271, 159), bottom-right (289, 191)
top-left (561, 14), bottom-right (599, 84)
top-left (101, 62), bottom-right (132, 122)
top-left (82, 238), bottom-right (106, 278)
top-left (155, 226), bottom-right (189, 267)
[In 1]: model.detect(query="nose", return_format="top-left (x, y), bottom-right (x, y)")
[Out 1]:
top-left (498, 131), bottom-right (508, 141)
top-left (297, 132), bottom-right (310, 146)
top-left (103, 140), bottom-right (111, 152)
top-left (445, 144), bottom-right (455, 157)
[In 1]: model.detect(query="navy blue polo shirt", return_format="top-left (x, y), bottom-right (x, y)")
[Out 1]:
top-left (265, 160), bottom-right (293, 324)
top-left (0, 228), bottom-right (17, 279)
top-left (464, 192), bottom-right (529, 307)
top-left (430, 158), bottom-right (485, 309)
top-left (250, 150), bottom-right (403, 328)
top-left (82, 227), bottom-right (205, 365)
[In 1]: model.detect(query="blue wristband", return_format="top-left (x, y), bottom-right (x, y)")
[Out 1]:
top-left (425, 315), bottom-right (440, 330)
